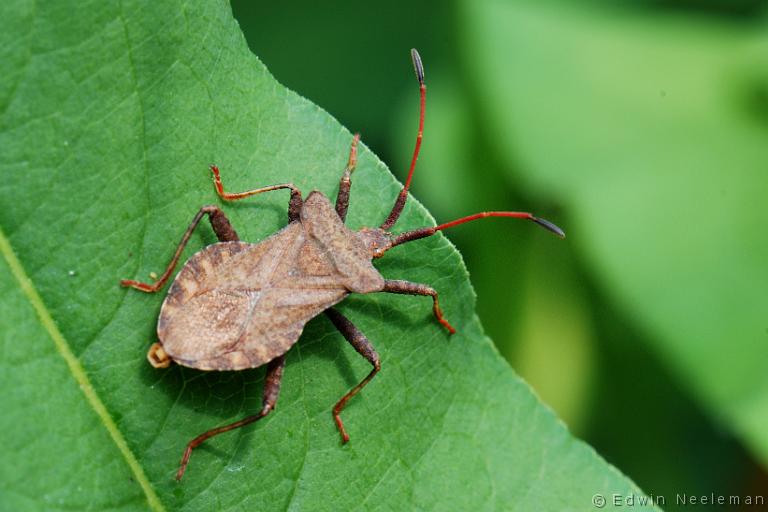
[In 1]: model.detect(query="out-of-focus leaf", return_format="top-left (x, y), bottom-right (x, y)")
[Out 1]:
top-left (463, 0), bottom-right (768, 465)
top-left (511, 237), bottom-right (596, 434)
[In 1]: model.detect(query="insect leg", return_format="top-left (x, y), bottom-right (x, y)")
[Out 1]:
top-left (334, 134), bottom-right (360, 222)
top-left (120, 206), bottom-right (239, 292)
top-left (175, 354), bottom-right (286, 481)
top-left (210, 165), bottom-right (304, 222)
top-left (381, 279), bottom-right (456, 334)
top-left (325, 308), bottom-right (380, 444)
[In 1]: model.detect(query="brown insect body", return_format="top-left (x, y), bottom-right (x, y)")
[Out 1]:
top-left (120, 49), bottom-right (564, 481)
top-left (158, 191), bottom-right (384, 371)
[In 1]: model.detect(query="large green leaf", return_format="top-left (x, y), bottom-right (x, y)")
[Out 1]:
top-left (0, 1), bottom-right (657, 510)
top-left (462, 0), bottom-right (768, 465)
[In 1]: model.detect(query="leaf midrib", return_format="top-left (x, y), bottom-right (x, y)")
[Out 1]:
top-left (0, 225), bottom-right (166, 512)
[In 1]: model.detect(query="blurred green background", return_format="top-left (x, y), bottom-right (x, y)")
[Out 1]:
top-left (231, 0), bottom-right (768, 508)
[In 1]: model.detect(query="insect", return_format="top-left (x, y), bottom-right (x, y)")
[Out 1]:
top-left (120, 49), bottom-right (564, 481)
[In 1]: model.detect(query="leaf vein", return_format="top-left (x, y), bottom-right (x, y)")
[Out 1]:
top-left (0, 225), bottom-right (165, 511)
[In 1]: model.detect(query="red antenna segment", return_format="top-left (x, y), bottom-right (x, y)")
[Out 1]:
top-left (380, 48), bottom-right (426, 230)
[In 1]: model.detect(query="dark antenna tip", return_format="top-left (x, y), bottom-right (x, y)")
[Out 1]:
top-left (532, 217), bottom-right (566, 239)
top-left (410, 48), bottom-right (424, 84)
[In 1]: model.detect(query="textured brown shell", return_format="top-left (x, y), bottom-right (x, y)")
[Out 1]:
top-left (156, 191), bottom-right (384, 371)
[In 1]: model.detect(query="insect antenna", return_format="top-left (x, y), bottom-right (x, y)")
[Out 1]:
top-left (380, 48), bottom-right (426, 231)
top-left (389, 211), bottom-right (565, 249)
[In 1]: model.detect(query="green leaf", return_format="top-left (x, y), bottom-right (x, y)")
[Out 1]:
top-left (462, 0), bottom-right (768, 466)
top-left (0, 1), bottom-right (657, 510)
